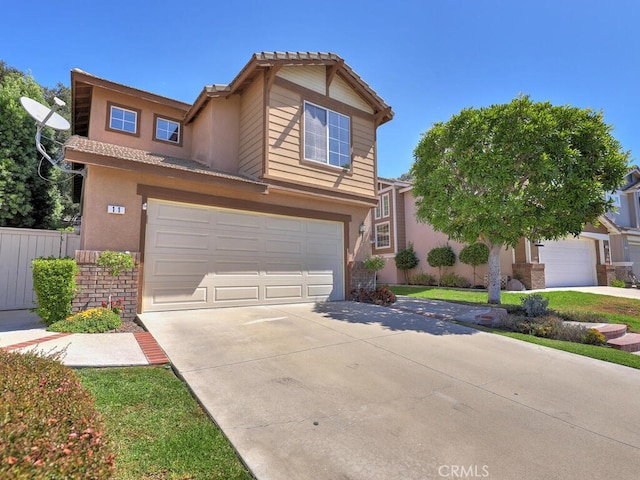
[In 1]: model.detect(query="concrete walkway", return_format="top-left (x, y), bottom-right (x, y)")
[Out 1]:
top-left (0, 310), bottom-right (168, 367)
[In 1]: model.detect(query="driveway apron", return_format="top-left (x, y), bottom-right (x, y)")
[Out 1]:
top-left (138, 302), bottom-right (640, 480)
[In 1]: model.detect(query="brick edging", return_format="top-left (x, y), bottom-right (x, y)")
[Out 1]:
top-left (2, 333), bottom-right (73, 352)
top-left (134, 332), bottom-right (170, 365)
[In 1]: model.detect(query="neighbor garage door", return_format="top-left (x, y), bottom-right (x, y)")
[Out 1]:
top-left (538, 237), bottom-right (597, 287)
top-left (143, 199), bottom-right (344, 312)
top-left (629, 239), bottom-right (640, 276)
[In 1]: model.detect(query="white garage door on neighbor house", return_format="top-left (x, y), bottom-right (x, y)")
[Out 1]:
top-left (143, 199), bottom-right (344, 312)
top-left (538, 237), bottom-right (598, 288)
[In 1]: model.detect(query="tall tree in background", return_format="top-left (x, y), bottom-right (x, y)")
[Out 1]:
top-left (0, 61), bottom-right (73, 229)
top-left (412, 95), bottom-right (628, 304)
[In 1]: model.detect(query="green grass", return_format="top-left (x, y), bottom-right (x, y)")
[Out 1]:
top-left (390, 286), bottom-right (640, 332)
top-left (77, 366), bottom-right (251, 480)
top-left (390, 285), bottom-right (640, 369)
top-left (468, 324), bottom-right (640, 370)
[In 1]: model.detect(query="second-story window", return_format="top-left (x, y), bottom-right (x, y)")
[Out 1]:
top-left (375, 193), bottom-right (390, 219)
top-left (108, 102), bottom-right (139, 136)
top-left (304, 101), bottom-right (350, 168)
top-left (154, 115), bottom-right (182, 145)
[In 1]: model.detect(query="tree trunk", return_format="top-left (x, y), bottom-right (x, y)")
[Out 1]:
top-left (487, 243), bottom-right (503, 304)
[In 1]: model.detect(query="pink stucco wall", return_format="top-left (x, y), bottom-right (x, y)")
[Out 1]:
top-left (377, 191), bottom-right (514, 286)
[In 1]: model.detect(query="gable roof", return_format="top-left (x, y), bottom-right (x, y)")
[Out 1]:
top-left (185, 52), bottom-right (393, 125)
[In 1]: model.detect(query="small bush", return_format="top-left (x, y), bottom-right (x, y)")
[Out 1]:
top-left (409, 272), bottom-right (436, 286)
top-left (610, 278), bottom-right (626, 288)
top-left (584, 328), bottom-right (607, 345)
top-left (31, 257), bottom-right (79, 326)
top-left (395, 243), bottom-right (419, 284)
top-left (521, 293), bottom-right (550, 317)
top-left (459, 242), bottom-right (489, 284)
top-left (351, 286), bottom-right (397, 306)
top-left (48, 308), bottom-right (122, 333)
top-left (0, 349), bottom-right (115, 479)
top-left (439, 273), bottom-right (471, 288)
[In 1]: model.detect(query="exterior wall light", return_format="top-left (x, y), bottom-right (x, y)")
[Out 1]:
top-left (359, 222), bottom-right (366, 236)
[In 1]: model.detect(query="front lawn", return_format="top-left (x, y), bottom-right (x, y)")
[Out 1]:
top-left (77, 366), bottom-right (251, 480)
top-left (389, 286), bottom-right (640, 332)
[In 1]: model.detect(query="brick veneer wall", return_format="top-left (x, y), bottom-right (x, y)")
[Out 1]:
top-left (72, 250), bottom-right (140, 322)
top-left (597, 265), bottom-right (616, 286)
top-left (512, 263), bottom-right (546, 290)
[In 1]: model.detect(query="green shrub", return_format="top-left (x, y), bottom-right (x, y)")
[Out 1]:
top-left (459, 242), bottom-right (489, 285)
top-left (395, 243), bottom-right (419, 284)
top-left (0, 349), bottom-right (115, 479)
top-left (31, 257), bottom-right (79, 326)
top-left (48, 308), bottom-right (122, 333)
top-left (96, 251), bottom-right (135, 304)
top-left (610, 278), bottom-right (626, 288)
top-left (363, 255), bottom-right (386, 288)
top-left (439, 273), bottom-right (471, 288)
top-left (521, 293), bottom-right (550, 318)
top-left (585, 328), bottom-right (607, 345)
top-left (427, 245), bottom-right (456, 284)
top-left (409, 272), bottom-right (436, 286)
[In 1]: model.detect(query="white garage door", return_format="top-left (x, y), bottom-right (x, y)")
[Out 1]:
top-left (629, 240), bottom-right (640, 276)
top-left (143, 199), bottom-right (344, 312)
top-left (538, 237), bottom-right (597, 287)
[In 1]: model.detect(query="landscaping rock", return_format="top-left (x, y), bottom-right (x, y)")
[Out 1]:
top-left (506, 278), bottom-right (526, 291)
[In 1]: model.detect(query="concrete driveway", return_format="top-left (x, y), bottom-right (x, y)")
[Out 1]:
top-left (139, 302), bottom-right (640, 480)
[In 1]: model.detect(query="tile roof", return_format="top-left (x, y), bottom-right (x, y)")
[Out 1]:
top-left (64, 136), bottom-right (267, 186)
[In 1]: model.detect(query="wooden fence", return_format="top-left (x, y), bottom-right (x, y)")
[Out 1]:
top-left (0, 227), bottom-right (81, 310)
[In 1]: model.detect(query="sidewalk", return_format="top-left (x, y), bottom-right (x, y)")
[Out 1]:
top-left (0, 310), bottom-right (168, 367)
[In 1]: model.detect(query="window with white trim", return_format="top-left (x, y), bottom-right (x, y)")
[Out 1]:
top-left (304, 101), bottom-right (351, 167)
top-left (374, 193), bottom-right (390, 219)
top-left (375, 222), bottom-right (390, 249)
top-left (154, 115), bottom-right (181, 145)
top-left (108, 103), bottom-right (139, 135)
top-left (606, 192), bottom-right (621, 208)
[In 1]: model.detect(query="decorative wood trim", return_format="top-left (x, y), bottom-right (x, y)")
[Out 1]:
top-left (106, 101), bottom-right (141, 137)
top-left (326, 59), bottom-right (344, 93)
top-left (136, 184), bottom-right (352, 223)
top-left (152, 113), bottom-right (184, 147)
top-left (273, 76), bottom-right (375, 121)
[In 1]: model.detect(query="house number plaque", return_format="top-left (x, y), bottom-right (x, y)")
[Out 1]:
top-left (107, 205), bottom-right (126, 215)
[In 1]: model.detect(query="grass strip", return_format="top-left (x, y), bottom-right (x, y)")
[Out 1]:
top-left (77, 366), bottom-right (252, 480)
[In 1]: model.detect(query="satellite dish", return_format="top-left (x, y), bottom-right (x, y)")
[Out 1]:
top-left (19, 95), bottom-right (85, 177)
top-left (20, 96), bottom-right (70, 131)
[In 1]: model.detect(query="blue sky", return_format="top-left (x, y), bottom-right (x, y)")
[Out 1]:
top-left (3, 0), bottom-right (638, 178)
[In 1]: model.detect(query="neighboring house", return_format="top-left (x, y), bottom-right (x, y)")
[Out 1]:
top-left (602, 166), bottom-right (640, 282)
top-left (64, 52), bottom-right (393, 314)
top-left (372, 177), bottom-right (620, 290)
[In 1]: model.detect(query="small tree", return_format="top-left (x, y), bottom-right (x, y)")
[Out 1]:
top-left (427, 245), bottom-right (456, 286)
top-left (96, 251), bottom-right (135, 306)
top-left (363, 255), bottom-right (386, 289)
top-left (395, 243), bottom-right (419, 285)
top-left (459, 242), bottom-right (490, 286)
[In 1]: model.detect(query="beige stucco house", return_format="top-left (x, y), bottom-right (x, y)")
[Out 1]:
top-left (64, 52), bottom-right (393, 315)
top-left (372, 177), bottom-right (619, 289)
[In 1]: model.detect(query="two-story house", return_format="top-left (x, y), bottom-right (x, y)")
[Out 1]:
top-left (604, 166), bottom-right (640, 282)
top-left (64, 52), bottom-right (393, 314)
top-left (372, 177), bottom-right (618, 290)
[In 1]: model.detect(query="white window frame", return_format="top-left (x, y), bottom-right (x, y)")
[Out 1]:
top-left (381, 193), bottom-right (390, 218)
top-left (108, 104), bottom-right (138, 135)
top-left (375, 222), bottom-right (391, 249)
top-left (303, 101), bottom-right (351, 168)
top-left (606, 193), bottom-right (621, 208)
top-left (154, 115), bottom-right (181, 145)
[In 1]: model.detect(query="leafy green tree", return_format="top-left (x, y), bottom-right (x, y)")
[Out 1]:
top-left (459, 242), bottom-right (490, 286)
top-left (426, 245), bottom-right (456, 285)
top-left (395, 243), bottom-right (419, 284)
top-left (0, 64), bottom-right (69, 228)
top-left (412, 95), bottom-right (628, 303)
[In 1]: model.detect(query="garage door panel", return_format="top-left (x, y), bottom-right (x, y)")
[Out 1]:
top-left (149, 286), bottom-right (208, 305)
top-left (539, 237), bottom-right (597, 287)
top-left (143, 199), bottom-right (344, 311)
top-left (214, 286), bottom-right (260, 302)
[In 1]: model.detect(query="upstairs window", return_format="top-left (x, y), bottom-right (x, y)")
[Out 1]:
top-left (375, 193), bottom-right (390, 219)
top-left (304, 101), bottom-right (351, 168)
top-left (107, 102), bottom-right (139, 136)
top-left (154, 115), bottom-right (182, 145)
